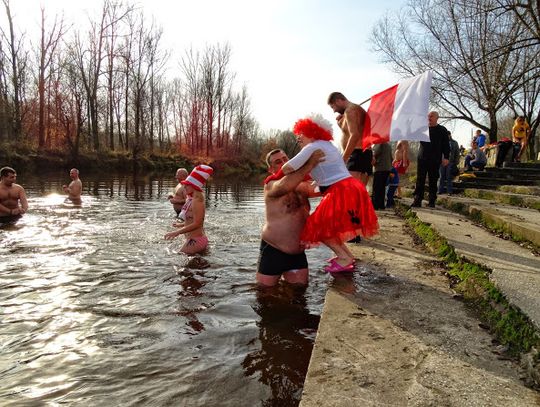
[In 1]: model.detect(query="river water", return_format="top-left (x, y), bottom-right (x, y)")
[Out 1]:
top-left (0, 171), bottom-right (333, 406)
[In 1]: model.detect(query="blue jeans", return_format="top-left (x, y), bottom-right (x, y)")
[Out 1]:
top-left (386, 185), bottom-right (398, 207)
top-left (438, 164), bottom-right (454, 194)
top-left (464, 155), bottom-right (486, 171)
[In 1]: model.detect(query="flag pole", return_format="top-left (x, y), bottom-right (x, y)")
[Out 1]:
top-left (359, 97), bottom-right (371, 106)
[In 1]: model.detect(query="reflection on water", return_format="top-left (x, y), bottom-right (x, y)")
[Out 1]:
top-left (0, 171), bottom-right (330, 406)
top-left (244, 286), bottom-right (320, 407)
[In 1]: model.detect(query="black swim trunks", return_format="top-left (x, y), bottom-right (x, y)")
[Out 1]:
top-left (257, 240), bottom-right (308, 276)
top-left (0, 214), bottom-right (22, 226)
top-left (346, 148), bottom-right (373, 175)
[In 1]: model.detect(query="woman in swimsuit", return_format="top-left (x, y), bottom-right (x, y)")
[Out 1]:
top-left (164, 165), bottom-right (213, 255)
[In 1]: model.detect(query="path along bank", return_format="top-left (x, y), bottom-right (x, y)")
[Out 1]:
top-left (300, 208), bottom-right (540, 406)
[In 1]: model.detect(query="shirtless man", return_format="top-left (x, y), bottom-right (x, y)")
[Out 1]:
top-left (168, 168), bottom-right (188, 217)
top-left (63, 168), bottom-right (82, 205)
top-left (256, 148), bottom-right (324, 287)
top-left (0, 166), bottom-right (28, 224)
top-left (327, 92), bottom-right (371, 186)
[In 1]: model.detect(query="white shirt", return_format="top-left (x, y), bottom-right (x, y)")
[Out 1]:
top-left (286, 140), bottom-right (351, 187)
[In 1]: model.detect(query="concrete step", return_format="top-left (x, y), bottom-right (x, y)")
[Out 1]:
top-left (498, 185), bottom-right (540, 196)
top-left (503, 162), bottom-right (540, 170)
top-left (462, 188), bottom-right (540, 211)
top-left (404, 197), bottom-right (540, 331)
top-left (456, 176), bottom-right (540, 187)
top-left (437, 195), bottom-right (540, 247)
top-left (474, 168), bottom-right (540, 178)
top-left (473, 171), bottom-right (540, 181)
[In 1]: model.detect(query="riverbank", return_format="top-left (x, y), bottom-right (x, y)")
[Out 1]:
top-left (300, 210), bottom-right (540, 406)
top-left (0, 143), bottom-right (265, 176)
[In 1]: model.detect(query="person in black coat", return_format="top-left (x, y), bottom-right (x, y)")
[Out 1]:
top-left (411, 111), bottom-right (450, 208)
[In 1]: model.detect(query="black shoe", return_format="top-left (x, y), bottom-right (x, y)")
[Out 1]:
top-left (348, 236), bottom-right (362, 244)
top-left (410, 200), bottom-right (422, 208)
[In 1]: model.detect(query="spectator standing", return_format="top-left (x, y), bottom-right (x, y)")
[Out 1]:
top-left (411, 111), bottom-right (450, 208)
top-left (512, 116), bottom-right (531, 162)
top-left (386, 166), bottom-right (399, 208)
top-left (474, 129), bottom-right (487, 149)
top-left (371, 142), bottom-right (393, 210)
top-left (392, 140), bottom-right (409, 198)
top-left (438, 133), bottom-right (460, 195)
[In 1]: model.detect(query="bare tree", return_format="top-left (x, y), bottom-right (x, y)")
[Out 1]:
top-left (127, 13), bottom-right (167, 157)
top-left (69, 0), bottom-right (131, 151)
top-left (36, 7), bottom-right (66, 150)
top-left (495, 0), bottom-right (540, 44)
top-left (1, 0), bottom-right (28, 141)
top-left (371, 0), bottom-right (534, 143)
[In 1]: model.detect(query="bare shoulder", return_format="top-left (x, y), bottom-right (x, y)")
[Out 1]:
top-left (264, 181), bottom-right (280, 199)
top-left (344, 103), bottom-right (365, 124)
top-left (346, 103), bottom-right (365, 115)
top-left (14, 183), bottom-right (25, 193)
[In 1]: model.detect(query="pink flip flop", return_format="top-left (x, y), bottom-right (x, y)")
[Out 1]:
top-left (324, 259), bottom-right (355, 273)
top-left (326, 257), bottom-right (357, 264)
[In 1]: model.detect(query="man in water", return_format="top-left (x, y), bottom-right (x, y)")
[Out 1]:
top-left (168, 168), bottom-right (188, 217)
top-left (0, 166), bottom-right (28, 224)
top-left (63, 168), bottom-right (82, 205)
top-left (257, 148), bottom-right (324, 287)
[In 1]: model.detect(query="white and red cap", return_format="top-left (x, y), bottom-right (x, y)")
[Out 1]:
top-left (181, 165), bottom-right (213, 191)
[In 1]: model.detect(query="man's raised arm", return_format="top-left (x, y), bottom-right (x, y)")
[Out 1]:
top-left (266, 149), bottom-right (325, 198)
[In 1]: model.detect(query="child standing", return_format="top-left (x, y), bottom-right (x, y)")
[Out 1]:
top-left (386, 166), bottom-right (399, 208)
top-left (393, 140), bottom-right (409, 198)
top-left (281, 114), bottom-right (379, 273)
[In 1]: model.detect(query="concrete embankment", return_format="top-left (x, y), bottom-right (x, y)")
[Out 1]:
top-left (437, 194), bottom-right (540, 248)
top-left (300, 210), bottom-right (540, 406)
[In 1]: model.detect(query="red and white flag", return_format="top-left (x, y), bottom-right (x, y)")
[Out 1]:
top-left (362, 71), bottom-right (432, 149)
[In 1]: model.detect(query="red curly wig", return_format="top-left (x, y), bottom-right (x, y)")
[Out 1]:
top-left (293, 115), bottom-right (333, 141)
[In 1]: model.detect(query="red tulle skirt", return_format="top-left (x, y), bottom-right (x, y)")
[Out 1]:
top-left (393, 160), bottom-right (408, 175)
top-left (301, 177), bottom-right (379, 247)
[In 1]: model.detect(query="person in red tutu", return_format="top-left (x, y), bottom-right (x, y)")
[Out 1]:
top-left (281, 114), bottom-right (379, 273)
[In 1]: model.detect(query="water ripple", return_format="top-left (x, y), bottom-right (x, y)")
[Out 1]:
top-left (0, 173), bottom-right (330, 406)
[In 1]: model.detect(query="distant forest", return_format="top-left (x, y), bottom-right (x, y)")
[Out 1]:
top-left (0, 0), bottom-right (282, 166)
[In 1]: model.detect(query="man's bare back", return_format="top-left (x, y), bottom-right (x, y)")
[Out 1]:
top-left (338, 103), bottom-right (366, 160)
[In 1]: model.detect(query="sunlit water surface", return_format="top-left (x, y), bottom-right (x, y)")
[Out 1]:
top-left (0, 172), bottom-right (335, 406)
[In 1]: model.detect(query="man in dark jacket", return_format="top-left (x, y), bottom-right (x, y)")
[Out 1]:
top-left (411, 111), bottom-right (450, 208)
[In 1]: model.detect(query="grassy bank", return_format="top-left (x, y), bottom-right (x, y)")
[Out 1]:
top-left (0, 143), bottom-right (265, 175)
top-left (396, 205), bottom-right (539, 385)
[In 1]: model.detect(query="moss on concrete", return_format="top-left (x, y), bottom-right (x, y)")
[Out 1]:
top-left (400, 206), bottom-right (540, 356)
top-left (438, 198), bottom-right (540, 252)
top-left (463, 188), bottom-right (540, 211)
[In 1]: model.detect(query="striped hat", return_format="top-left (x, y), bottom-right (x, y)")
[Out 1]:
top-left (181, 165), bottom-right (213, 191)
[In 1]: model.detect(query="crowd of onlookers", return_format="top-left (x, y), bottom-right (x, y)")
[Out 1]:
top-left (463, 116), bottom-right (531, 172)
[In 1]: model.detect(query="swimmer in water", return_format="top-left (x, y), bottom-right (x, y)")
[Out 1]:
top-left (168, 168), bottom-right (188, 217)
top-left (164, 165), bottom-right (213, 255)
top-left (0, 166), bottom-right (28, 225)
top-left (63, 168), bottom-right (82, 205)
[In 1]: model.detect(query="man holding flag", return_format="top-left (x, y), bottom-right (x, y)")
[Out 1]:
top-left (335, 71), bottom-right (445, 207)
top-left (327, 92), bottom-right (372, 186)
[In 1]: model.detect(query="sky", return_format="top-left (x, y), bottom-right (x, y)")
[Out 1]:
top-left (6, 0), bottom-right (473, 147)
